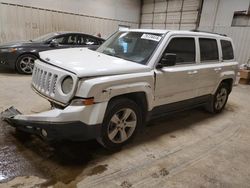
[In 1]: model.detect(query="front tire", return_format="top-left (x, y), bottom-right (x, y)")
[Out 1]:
top-left (97, 98), bottom-right (142, 150)
top-left (16, 54), bottom-right (37, 74)
top-left (205, 82), bottom-right (230, 113)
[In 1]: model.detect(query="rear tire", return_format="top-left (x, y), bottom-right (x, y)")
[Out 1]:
top-left (205, 82), bottom-right (230, 113)
top-left (97, 98), bottom-right (142, 150)
top-left (16, 54), bottom-right (37, 74)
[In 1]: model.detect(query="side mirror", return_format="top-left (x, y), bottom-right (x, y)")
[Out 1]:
top-left (157, 53), bottom-right (176, 68)
top-left (49, 39), bottom-right (59, 47)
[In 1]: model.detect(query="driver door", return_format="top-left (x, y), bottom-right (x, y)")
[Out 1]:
top-left (154, 36), bottom-right (198, 106)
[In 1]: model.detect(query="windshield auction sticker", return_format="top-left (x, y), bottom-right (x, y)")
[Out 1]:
top-left (141, 34), bottom-right (162, 42)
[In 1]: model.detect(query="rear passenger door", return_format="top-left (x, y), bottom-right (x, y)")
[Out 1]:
top-left (154, 36), bottom-right (199, 106)
top-left (196, 38), bottom-right (221, 96)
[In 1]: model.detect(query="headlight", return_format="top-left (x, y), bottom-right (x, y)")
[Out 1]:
top-left (61, 76), bottom-right (73, 94)
top-left (0, 48), bottom-right (17, 53)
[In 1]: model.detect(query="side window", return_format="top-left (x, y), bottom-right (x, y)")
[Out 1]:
top-left (164, 37), bottom-right (196, 64)
top-left (66, 35), bottom-right (77, 45)
top-left (53, 35), bottom-right (77, 45)
top-left (221, 40), bottom-right (234, 60)
top-left (53, 36), bottom-right (65, 44)
top-left (76, 35), bottom-right (86, 45)
top-left (85, 37), bottom-right (99, 45)
top-left (199, 38), bottom-right (219, 61)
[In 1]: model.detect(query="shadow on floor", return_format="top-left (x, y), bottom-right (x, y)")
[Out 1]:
top-left (2, 106), bottom-right (228, 186)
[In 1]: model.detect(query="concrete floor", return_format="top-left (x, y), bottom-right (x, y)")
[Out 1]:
top-left (0, 68), bottom-right (250, 188)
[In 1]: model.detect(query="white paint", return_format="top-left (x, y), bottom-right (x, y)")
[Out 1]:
top-left (39, 48), bottom-right (151, 78)
top-left (14, 29), bottom-right (237, 127)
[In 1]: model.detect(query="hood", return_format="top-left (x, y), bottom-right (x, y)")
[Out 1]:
top-left (0, 41), bottom-right (41, 48)
top-left (39, 48), bottom-right (151, 77)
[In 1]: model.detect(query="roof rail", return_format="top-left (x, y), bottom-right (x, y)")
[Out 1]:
top-left (190, 29), bottom-right (227, 37)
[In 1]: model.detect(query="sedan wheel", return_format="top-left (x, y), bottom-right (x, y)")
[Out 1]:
top-left (16, 54), bottom-right (37, 74)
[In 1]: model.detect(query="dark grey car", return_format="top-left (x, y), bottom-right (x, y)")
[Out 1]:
top-left (0, 32), bottom-right (105, 74)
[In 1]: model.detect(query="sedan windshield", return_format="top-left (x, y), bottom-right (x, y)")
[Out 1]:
top-left (97, 31), bottom-right (163, 65)
top-left (31, 32), bottom-right (59, 42)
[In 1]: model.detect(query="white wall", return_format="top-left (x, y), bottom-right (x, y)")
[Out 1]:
top-left (0, 0), bottom-right (141, 43)
top-left (199, 0), bottom-right (250, 64)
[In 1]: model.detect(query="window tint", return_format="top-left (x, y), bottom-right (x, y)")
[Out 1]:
top-left (199, 38), bottom-right (219, 61)
top-left (164, 37), bottom-right (195, 64)
top-left (66, 35), bottom-right (77, 45)
top-left (221, 40), bottom-right (234, 60)
top-left (53, 35), bottom-right (77, 45)
top-left (53, 36), bottom-right (65, 44)
top-left (85, 37), bottom-right (99, 45)
top-left (77, 35), bottom-right (99, 45)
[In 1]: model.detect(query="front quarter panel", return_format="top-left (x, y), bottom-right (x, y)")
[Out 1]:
top-left (76, 71), bottom-right (155, 110)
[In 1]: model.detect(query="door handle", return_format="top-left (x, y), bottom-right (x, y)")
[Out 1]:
top-left (214, 67), bottom-right (222, 71)
top-left (187, 70), bottom-right (198, 75)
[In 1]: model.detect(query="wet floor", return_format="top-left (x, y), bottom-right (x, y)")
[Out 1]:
top-left (1, 72), bottom-right (250, 187)
top-left (0, 120), bottom-right (111, 186)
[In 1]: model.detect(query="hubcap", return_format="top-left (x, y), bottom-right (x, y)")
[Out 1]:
top-left (19, 56), bottom-right (35, 74)
top-left (215, 87), bottom-right (227, 110)
top-left (108, 108), bottom-right (137, 144)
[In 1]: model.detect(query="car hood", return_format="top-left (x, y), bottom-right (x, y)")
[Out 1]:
top-left (0, 41), bottom-right (42, 48)
top-left (39, 48), bottom-right (151, 77)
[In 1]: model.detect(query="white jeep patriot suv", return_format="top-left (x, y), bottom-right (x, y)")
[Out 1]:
top-left (1, 29), bottom-right (238, 149)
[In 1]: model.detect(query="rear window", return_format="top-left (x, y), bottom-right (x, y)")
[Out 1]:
top-left (221, 40), bottom-right (234, 60)
top-left (199, 38), bottom-right (219, 61)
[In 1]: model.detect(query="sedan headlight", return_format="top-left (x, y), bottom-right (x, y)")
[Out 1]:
top-left (0, 48), bottom-right (17, 53)
top-left (61, 76), bottom-right (73, 94)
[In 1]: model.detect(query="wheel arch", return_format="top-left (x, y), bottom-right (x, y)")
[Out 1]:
top-left (213, 76), bottom-right (235, 94)
top-left (107, 92), bottom-right (149, 120)
top-left (15, 53), bottom-right (39, 69)
top-left (221, 78), bottom-right (233, 93)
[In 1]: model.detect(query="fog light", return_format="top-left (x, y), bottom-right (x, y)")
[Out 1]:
top-left (41, 129), bottom-right (48, 137)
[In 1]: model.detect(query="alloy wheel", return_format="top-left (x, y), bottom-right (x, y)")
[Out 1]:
top-left (19, 56), bottom-right (35, 74)
top-left (107, 108), bottom-right (137, 144)
top-left (215, 87), bottom-right (227, 110)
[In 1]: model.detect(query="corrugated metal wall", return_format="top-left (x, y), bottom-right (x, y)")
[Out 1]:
top-left (0, 2), bottom-right (139, 43)
top-left (199, 0), bottom-right (250, 64)
top-left (140, 0), bottom-right (202, 30)
top-left (215, 27), bottom-right (250, 65)
top-left (197, 26), bottom-right (250, 65)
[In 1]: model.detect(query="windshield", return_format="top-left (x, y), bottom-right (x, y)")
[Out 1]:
top-left (31, 32), bottom-right (59, 42)
top-left (97, 31), bottom-right (163, 65)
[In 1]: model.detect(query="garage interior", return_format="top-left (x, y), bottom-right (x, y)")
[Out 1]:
top-left (0, 0), bottom-right (250, 187)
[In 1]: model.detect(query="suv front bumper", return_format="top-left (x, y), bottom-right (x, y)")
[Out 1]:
top-left (0, 105), bottom-right (105, 141)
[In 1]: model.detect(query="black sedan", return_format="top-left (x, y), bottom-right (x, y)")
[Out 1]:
top-left (0, 32), bottom-right (105, 74)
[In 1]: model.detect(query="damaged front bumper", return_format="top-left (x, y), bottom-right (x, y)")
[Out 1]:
top-left (0, 106), bottom-right (102, 141)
